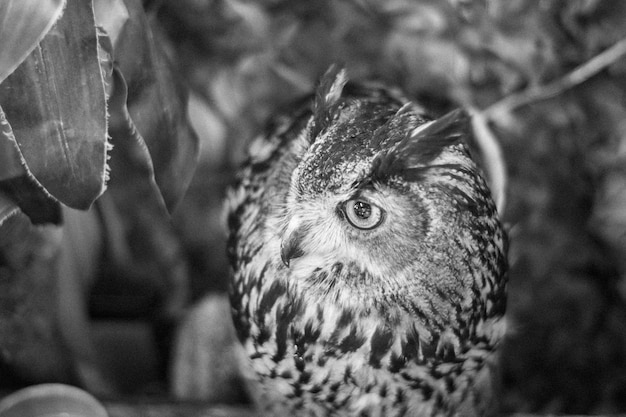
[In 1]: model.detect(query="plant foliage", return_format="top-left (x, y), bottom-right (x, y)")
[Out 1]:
top-left (0, 0), bottom-right (198, 225)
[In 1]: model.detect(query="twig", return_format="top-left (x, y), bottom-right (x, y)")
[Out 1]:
top-left (469, 108), bottom-right (507, 214)
top-left (484, 37), bottom-right (626, 119)
top-left (470, 37), bottom-right (626, 215)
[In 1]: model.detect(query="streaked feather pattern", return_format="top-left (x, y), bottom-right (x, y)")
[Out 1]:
top-left (227, 67), bottom-right (507, 416)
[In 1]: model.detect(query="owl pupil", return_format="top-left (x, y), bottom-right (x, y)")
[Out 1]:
top-left (353, 201), bottom-right (371, 219)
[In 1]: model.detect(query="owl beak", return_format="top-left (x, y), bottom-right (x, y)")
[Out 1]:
top-left (280, 228), bottom-right (305, 267)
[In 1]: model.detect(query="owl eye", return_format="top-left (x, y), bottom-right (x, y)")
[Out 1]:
top-left (342, 199), bottom-right (384, 230)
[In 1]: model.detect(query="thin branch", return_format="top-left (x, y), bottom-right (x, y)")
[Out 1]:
top-left (469, 108), bottom-right (507, 214)
top-left (484, 37), bottom-right (626, 119)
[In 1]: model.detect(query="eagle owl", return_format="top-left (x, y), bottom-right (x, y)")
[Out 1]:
top-left (226, 66), bottom-right (507, 416)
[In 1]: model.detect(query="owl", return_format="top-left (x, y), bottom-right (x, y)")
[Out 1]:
top-left (226, 66), bottom-right (508, 416)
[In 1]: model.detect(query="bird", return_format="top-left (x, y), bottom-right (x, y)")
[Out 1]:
top-left (225, 66), bottom-right (508, 416)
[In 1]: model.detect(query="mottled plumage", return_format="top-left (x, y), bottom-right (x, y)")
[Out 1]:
top-left (226, 66), bottom-right (508, 416)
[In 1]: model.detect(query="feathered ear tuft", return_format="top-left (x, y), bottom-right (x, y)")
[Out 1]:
top-left (372, 109), bottom-right (471, 180)
top-left (369, 103), bottom-right (420, 150)
top-left (311, 65), bottom-right (348, 140)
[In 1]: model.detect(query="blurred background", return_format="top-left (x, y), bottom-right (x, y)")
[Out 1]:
top-left (2, 0), bottom-right (626, 415)
top-left (162, 0), bottom-right (626, 414)
top-left (162, 1), bottom-right (626, 412)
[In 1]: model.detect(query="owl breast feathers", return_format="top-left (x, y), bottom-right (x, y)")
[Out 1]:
top-left (227, 66), bottom-right (508, 416)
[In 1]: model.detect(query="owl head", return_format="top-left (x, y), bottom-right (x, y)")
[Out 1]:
top-left (267, 66), bottom-right (507, 347)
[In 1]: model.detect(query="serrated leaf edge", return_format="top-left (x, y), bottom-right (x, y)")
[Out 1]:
top-left (0, 104), bottom-right (59, 205)
top-left (0, 192), bottom-right (20, 227)
top-left (94, 3), bottom-right (112, 198)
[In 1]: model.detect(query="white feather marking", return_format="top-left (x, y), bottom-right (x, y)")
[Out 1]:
top-left (324, 68), bottom-right (348, 106)
top-left (409, 120), bottom-right (435, 138)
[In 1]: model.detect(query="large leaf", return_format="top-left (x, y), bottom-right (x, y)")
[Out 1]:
top-left (0, 0), bottom-right (65, 84)
top-left (0, 0), bottom-right (108, 210)
top-left (107, 66), bottom-right (167, 212)
top-left (113, 0), bottom-right (199, 213)
top-left (94, 0), bottom-right (166, 210)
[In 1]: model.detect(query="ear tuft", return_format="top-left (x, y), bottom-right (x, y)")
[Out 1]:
top-left (405, 109), bottom-right (470, 165)
top-left (311, 65), bottom-right (348, 139)
top-left (372, 109), bottom-right (471, 180)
